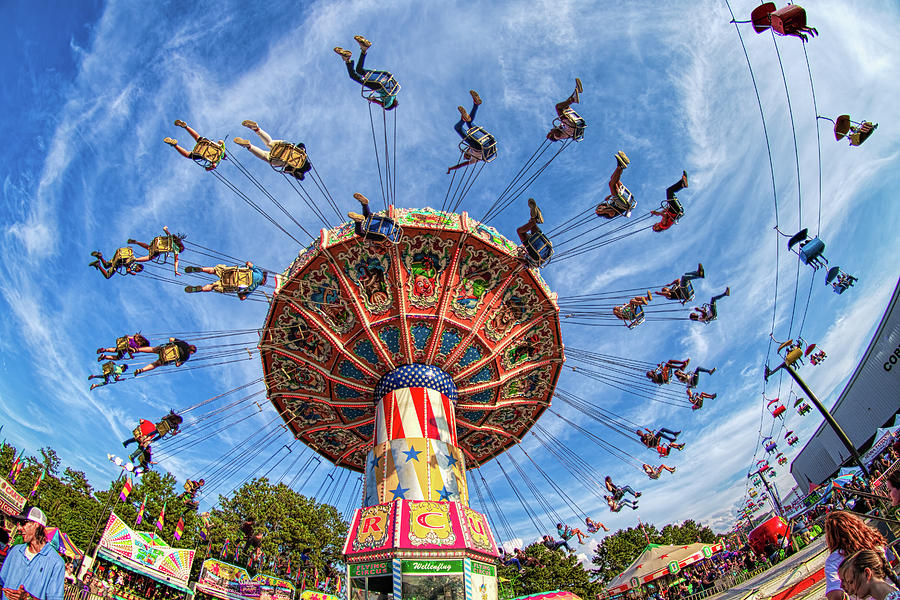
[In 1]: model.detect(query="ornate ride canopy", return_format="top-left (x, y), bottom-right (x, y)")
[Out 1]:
top-left (260, 207), bottom-right (564, 472)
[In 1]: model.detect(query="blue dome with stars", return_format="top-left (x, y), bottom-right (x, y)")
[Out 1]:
top-left (374, 364), bottom-right (458, 403)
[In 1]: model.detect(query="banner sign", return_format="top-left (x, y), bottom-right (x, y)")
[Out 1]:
top-left (99, 512), bottom-right (194, 587)
top-left (349, 562), bottom-right (391, 577)
top-left (0, 476), bottom-right (26, 515)
top-left (196, 559), bottom-right (295, 600)
top-left (401, 559), bottom-right (464, 575)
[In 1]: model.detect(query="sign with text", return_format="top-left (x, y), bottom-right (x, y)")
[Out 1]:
top-left (0, 476), bottom-right (26, 515)
top-left (99, 512), bottom-right (194, 586)
top-left (401, 559), bottom-right (464, 575)
top-left (349, 562), bottom-right (391, 577)
top-left (196, 559), bottom-right (295, 600)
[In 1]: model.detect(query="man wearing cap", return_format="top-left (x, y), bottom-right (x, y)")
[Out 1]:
top-left (0, 507), bottom-right (65, 600)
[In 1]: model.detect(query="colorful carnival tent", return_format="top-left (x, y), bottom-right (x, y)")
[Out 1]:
top-left (97, 512), bottom-right (195, 595)
top-left (195, 559), bottom-right (296, 600)
top-left (606, 542), bottom-right (724, 595)
top-left (861, 426), bottom-right (899, 466)
top-left (45, 527), bottom-right (83, 559)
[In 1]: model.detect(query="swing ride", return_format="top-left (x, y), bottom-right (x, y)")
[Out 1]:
top-left (71, 0), bottom-right (889, 590)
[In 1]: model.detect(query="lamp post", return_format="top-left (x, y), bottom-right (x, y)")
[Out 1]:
top-left (764, 360), bottom-right (870, 480)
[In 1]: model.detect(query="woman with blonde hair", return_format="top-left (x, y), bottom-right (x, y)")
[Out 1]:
top-left (824, 511), bottom-right (887, 600)
top-left (838, 548), bottom-right (900, 600)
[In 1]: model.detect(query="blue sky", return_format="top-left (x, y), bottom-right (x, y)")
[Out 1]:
top-left (2, 0), bottom-right (899, 558)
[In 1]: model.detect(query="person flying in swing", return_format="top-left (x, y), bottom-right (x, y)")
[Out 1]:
top-left (658, 263), bottom-right (704, 301)
top-left (690, 287), bottom-right (731, 323)
top-left (334, 36), bottom-right (399, 110)
top-left (585, 517), bottom-right (609, 533)
top-left (164, 120), bottom-right (226, 170)
top-left (605, 494), bottom-right (638, 512)
top-left (546, 79), bottom-right (584, 141)
top-left (234, 120), bottom-right (312, 180)
top-left (613, 292), bottom-right (652, 323)
top-left (88, 361), bottom-right (128, 390)
top-left (97, 333), bottom-right (151, 362)
top-left (126, 226), bottom-right (186, 275)
top-left (650, 171), bottom-right (689, 232)
top-left (447, 90), bottom-right (496, 173)
top-left (674, 365), bottom-right (716, 387)
top-left (132, 337), bottom-right (197, 375)
top-left (89, 246), bottom-right (144, 279)
top-left (643, 463), bottom-right (676, 479)
top-left (605, 476), bottom-right (641, 500)
top-left (557, 522), bottom-right (587, 545)
top-left (184, 261), bottom-right (267, 300)
top-left (646, 358), bottom-right (690, 385)
top-left (595, 151), bottom-right (633, 218)
top-left (686, 388), bottom-right (716, 411)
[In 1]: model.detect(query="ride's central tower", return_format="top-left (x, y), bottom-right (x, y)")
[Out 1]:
top-left (364, 364), bottom-right (469, 506)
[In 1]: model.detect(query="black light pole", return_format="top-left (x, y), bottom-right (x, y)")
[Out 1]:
top-left (765, 361), bottom-right (870, 480)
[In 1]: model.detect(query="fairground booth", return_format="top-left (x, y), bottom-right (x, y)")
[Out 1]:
top-left (195, 558), bottom-right (296, 600)
top-left (96, 512), bottom-right (195, 596)
top-left (605, 543), bottom-right (724, 598)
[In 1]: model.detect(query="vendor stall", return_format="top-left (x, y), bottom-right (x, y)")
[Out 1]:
top-left (96, 511), bottom-right (195, 595)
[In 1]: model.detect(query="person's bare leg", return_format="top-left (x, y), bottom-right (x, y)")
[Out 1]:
top-left (608, 165), bottom-right (624, 197)
top-left (134, 362), bottom-right (160, 375)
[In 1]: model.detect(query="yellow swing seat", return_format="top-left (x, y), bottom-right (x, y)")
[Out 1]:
top-left (190, 138), bottom-right (226, 170)
top-left (220, 267), bottom-right (254, 291)
top-left (115, 336), bottom-right (130, 355)
top-left (148, 235), bottom-right (178, 261)
top-left (158, 344), bottom-right (181, 364)
top-left (101, 361), bottom-right (117, 376)
top-left (268, 142), bottom-right (308, 175)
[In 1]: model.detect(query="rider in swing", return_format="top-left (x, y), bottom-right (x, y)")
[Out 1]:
top-left (447, 90), bottom-right (496, 173)
top-left (334, 36), bottom-right (399, 110)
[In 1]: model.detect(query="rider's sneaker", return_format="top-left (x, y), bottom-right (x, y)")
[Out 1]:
top-left (164, 137), bottom-right (177, 147)
top-left (334, 47), bottom-right (352, 61)
top-left (458, 106), bottom-right (471, 123)
top-left (469, 90), bottom-right (482, 105)
top-left (354, 35), bottom-right (372, 50)
top-left (241, 120), bottom-right (259, 131)
top-left (233, 137), bottom-right (251, 148)
top-left (174, 119), bottom-right (187, 128)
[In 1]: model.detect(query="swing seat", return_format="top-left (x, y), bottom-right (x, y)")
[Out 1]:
top-left (771, 405), bottom-right (786, 418)
top-left (112, 247), bottom-right (136, 273)
top-left (190, 138), bottom-right (226, 170)
top-left (553, 108), bottom-right (586, 141)
top-left (160, 344), bottom-right (181, 364)
top-left (220, 267), bottom-right (254, 291)
top-left (523, 230), bottom-right (554, 268)
top-left (750, 2), bottom-right (776, 33)
top-left (663, 197), bottom-right (684, 220)
top-left (156, 420), bottom-right (172, 437)
top-left (116, 336), bottom-right (130, 355)
top-left (833, 115), bottom-right (851, 141)
top-left (101, 361), bottom-right (117, 376)
top-left (148, 235), bottom-right (177, 261)
top-left (673, 279), bottom-right (694, 303)
top-left (460, 127), bottom-right (498, 163)
top-left (765, 442), bottom-right (777, 453)
top-left (268, 142), bottom-right (309, 176)
top-left (361, 71), bottom-right (400, 104)
top-left (849, 122), bottom-right (877, 147)
top-left (784, 347), bottom-right (803, 366)
top-left (799, 237), bottom-right (825, 266)
top-left (600, 187), bottom-right (637, 218)
top-left (770, 4), bottom-right (809, 37)
top-left (625, 305), bottom-right (645, 330)
top-left (361, 215), bottom-right (402, 244)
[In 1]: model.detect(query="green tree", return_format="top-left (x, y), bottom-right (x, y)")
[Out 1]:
top-left (499, 543), bottom-right (603, 599)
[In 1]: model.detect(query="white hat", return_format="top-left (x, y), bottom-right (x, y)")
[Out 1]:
top-left (13, 506), bottom-right (47, 527)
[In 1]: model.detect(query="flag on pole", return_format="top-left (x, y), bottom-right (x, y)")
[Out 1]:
top-left (323, 578), bottom-right (331, 591)
top-left (235, 548), bottom-right (241, 562)
top-left (300, 571), bottom-right (306, 590)
top-left (135, 495), bottom-right (147, 526)
top-left (287, 558), bottom-right (291, 577)
top-left (119, 477), bottom-right (133, 502)
top-left (8, 450), bottom-right (24, 483)
top-left (336, 577), bottom-right (342, 595)
top-left (29, 468), bottom-right (45, 497)
top-left (206, 539), bottom-right (212, 555)
top-left (155, 500), bottom-right (166, 531)
top-left (174, 516), bottom-right (185, 541)
top-left (220, 539), bottom-right (229, 559)
top-left (314, 567), bottom-right (319, 589)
